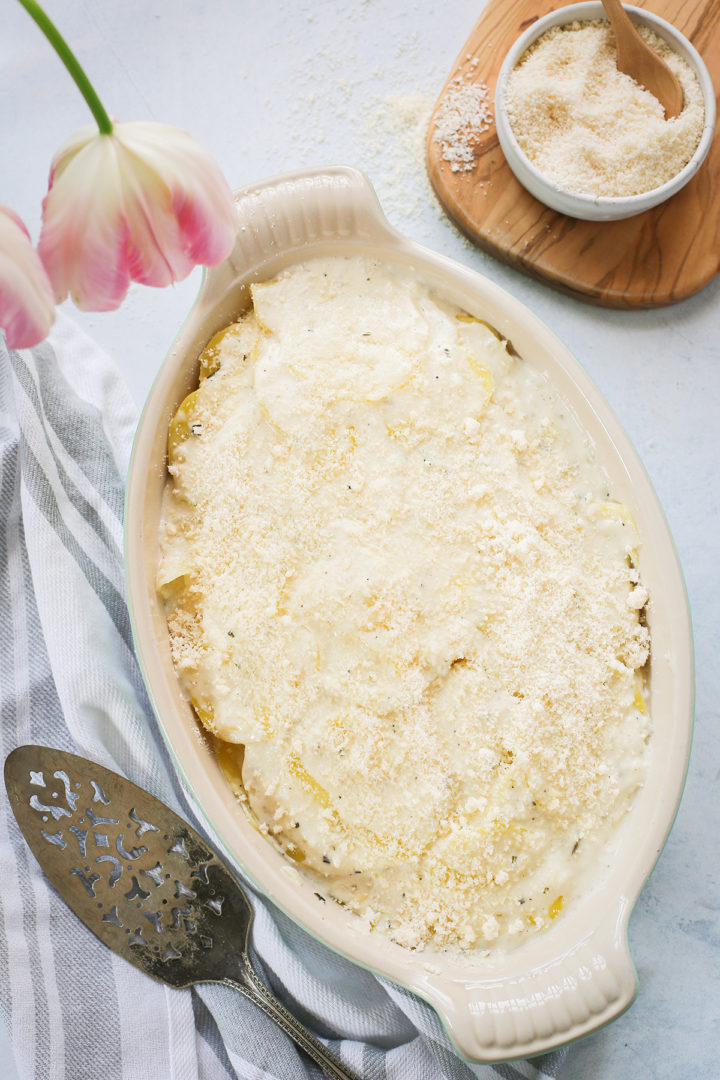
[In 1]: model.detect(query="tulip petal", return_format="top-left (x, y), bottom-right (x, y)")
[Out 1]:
top-left (117, 144), bottom-right (195, 288)
top-left (38, 121), bottom-right (236, 313)
top-left (116, 123), bottom-right (237, 270)
top-left (0, 205), bottom-right (56, 350)
top-left (38, 134), bottom-right (134, 311)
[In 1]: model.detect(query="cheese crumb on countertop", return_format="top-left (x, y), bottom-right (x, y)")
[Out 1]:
top-left (432, 71), bottom-right (493, 172)
top-left (159, 256), bottom-right (650, 952)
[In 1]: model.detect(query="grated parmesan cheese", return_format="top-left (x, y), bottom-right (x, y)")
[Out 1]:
top-left (505, 20), bottom-right (704, 197)
top-left (432, 70), bottom-right (493, 172)
top-left (159, 256), bottom-right (650, 952)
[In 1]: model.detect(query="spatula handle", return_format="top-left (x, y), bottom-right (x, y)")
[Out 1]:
top-left (223, 962), bottom-right (361, 1080)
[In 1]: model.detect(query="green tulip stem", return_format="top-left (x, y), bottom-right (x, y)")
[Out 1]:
top-left (17, 0), bottom-right (114, 134)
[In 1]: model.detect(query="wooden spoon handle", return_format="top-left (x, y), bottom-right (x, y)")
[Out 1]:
top-left (601, 0), bottom-right (683, 117)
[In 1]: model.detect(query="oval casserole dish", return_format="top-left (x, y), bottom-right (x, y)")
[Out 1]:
top-left (125, 165), bottom-right (694, 1063)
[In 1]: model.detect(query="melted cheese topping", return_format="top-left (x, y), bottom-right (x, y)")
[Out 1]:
top-left (159, 256), bottom-right (650, 951)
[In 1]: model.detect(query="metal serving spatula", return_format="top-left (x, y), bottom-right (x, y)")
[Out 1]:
top-left (4, 745), bottom-right (361, 1080)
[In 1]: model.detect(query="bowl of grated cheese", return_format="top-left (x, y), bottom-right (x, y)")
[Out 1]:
top-left (125, 165), bottom-right (694, 1063)
top-left (494, 2), bottom-right (716, 220)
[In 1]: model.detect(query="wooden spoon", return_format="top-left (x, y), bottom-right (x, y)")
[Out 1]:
top-left (601, 0), bottom-right (683, 117)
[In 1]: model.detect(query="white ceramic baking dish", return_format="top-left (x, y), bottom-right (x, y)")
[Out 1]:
top-left (125, 165), bottom-right (694, 1063)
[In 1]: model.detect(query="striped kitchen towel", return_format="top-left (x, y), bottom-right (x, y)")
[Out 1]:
top-left (0, 315), bottom-right (567, 1080)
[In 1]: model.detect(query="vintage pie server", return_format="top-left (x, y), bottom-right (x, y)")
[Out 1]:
top-left (4, 744), bottom-right (361, 1080)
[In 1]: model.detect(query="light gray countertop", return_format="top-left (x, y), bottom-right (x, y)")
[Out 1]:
top-left (2, 2), bottom-right (718, 1077)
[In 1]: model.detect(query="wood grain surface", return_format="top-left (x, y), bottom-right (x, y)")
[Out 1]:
top-left (426, 0), bottom-right (720, 308)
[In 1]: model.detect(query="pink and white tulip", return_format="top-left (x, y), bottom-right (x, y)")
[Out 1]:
top-left (0, 205), bottom-right (56, 350)
top-left (38, 121), bottom-right (237, 312)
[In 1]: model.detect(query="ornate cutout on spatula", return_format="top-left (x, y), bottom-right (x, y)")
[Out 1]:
top-left (5, 745), bottom-right (359, 1080)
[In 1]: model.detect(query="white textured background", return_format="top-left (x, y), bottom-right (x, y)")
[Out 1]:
top-left (1, 2), bottom-right (719, 1077)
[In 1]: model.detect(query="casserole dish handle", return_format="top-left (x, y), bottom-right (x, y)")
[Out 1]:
top-left (427, 917), bottom-right (638, 1061)
top-left (195, 165), bottom-right (404, 315)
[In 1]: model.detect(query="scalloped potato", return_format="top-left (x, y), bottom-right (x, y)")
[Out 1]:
top-left (158, 256), bottom-right (650, 951)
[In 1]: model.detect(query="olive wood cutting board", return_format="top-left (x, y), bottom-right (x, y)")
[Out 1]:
top-left (426, 0), bottom-right (720, 308)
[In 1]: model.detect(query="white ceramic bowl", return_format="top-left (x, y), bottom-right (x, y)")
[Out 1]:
top-left (125, 166), bottom-right (694, 1062)
top-left (494, 2), bottom-right (716, 221)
